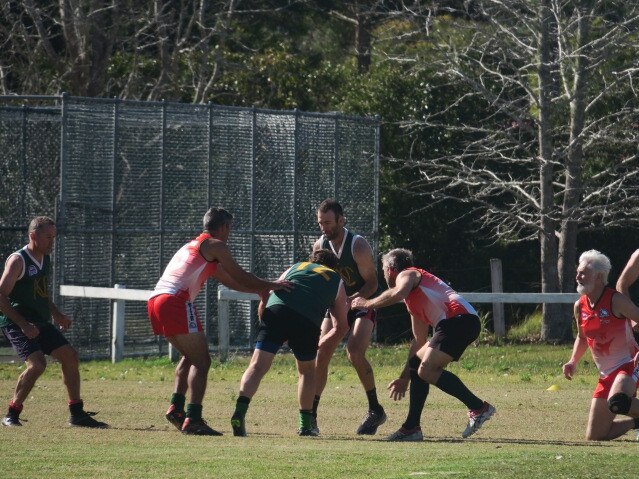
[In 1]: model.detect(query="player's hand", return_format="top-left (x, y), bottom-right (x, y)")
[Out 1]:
top-left (21, 322), bottom-right (39, 339)
top-left (388, 378), bottom-right (409, 401)
top-left (350, 297), bottom-right (368, 310)
top-left (562, 361), bottom-right (575, 380)
top-left (54, 313), bottom-right (72, 331)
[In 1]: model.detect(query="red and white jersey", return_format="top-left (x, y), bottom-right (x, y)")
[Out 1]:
top-left (578, 287), bottom-right (635, 376)
top-left (151, 233), bottom-right (218, 302)
top-left (404, 268), bottom-right (477, 328)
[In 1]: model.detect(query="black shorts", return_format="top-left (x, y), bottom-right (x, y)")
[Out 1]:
top-left (429, 314), bottom-right (481, 361)
top-left (2, 321), bottom-right (69, 361)
top-left (324, 308), bottom-right (377, 328)
top-left (256, 304), bottom-right (321, 361)
top-left (347, 308), bottom-right (378, 328)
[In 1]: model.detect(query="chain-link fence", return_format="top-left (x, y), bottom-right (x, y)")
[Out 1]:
top-left (0, 95), bottom-right (379, 359)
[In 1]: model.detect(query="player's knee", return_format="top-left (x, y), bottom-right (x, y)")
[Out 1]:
top-left (66, 347), bottom-right (80, 365)
top-left (608, 392), bottom-right (632, 415)
top-left (346, 345), bottom-right (366, 363)
top-left (27, 359), bottom-right (47, 376)
top-left (191, 353), bottom-right (211, 371)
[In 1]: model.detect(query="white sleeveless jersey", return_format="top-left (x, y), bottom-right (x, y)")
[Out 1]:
top-left (151, 233), bottom-right (218, 302)
top-left (404, 267), bottom-right (477, 328)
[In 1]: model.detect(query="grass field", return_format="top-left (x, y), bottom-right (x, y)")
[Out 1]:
top-left (0, 343), bottom-right (636, 479)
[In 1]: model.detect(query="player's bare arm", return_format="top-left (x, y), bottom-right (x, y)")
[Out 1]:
top-left (203, 239), bottom-right (291, 292)
top-left (349, 236), bottom-right (378, 300)
top-left (0, 255), bottom-right (38, 338)
top-left (611, 291), bottom-right (639, 328)
top-left (616, 249), bottom-right (639, 296)
top-left (319, 283), bottom-right (349, 348)
top-left (388, 318), bottom-right (429, 401)
top-left (351, 269), bottom-right (419, 310)
top-left (563, 301), bottom-right (588, 380)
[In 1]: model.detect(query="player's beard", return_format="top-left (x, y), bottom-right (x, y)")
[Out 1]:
top-left (576, 282), bottom-right (593, 295)
top-left (323, 228), bottom-right (340, 241)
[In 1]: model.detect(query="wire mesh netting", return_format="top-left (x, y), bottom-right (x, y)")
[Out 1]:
top-left (0, 95), bottom-right (379, 359)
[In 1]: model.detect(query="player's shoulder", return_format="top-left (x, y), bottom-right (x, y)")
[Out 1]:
top-left (200, 236), bottom-right (229, 259)
top-left (5, 251), bottom-right (25, 267)
top-left (629, 248), bottom-right (639, 264)
top-left (2, 252), bottom-right (26, 279)
top-left (351, 232), bottom-right (372, 251)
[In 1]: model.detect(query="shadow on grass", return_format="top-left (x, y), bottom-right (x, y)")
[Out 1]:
top-left (106, 427), bottom-right (634, 446)
top-left (297, 434), bottom-right (624, 447)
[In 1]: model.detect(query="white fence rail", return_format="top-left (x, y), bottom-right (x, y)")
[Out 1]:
top-left (215, 288), bottom-right (580, 340)
top-left (59, 284), bottom-right (581, 363)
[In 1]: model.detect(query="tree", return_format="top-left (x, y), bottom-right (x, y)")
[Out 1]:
top-left (0, 0), bottom-right (253, 101)
top-left (379, 0), bottom-right (639, 341)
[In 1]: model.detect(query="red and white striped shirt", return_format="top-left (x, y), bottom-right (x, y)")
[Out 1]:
top-left (578, 287), bottom-right (636, 376)
top-left (151, 233), bottom-right (218, 302)
top-left (404, 268), bottom-right (477, 328)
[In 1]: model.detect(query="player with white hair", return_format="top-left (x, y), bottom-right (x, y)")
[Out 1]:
top-left (563, 249), bottom-right (639, 440)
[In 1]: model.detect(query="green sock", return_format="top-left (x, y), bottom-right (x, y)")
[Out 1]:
top-left (233, 396), bottom-right (251, 419)
top-left (186, 403), bottom-right (203, 421)
top-left (299, 409), bottom-right (313, 430)
top-left (171, 393), bottom-right (186, 412)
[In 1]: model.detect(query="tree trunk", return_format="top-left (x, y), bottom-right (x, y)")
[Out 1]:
top-left (356, 11), bottom-right (371, 73)
top-left (538, 0), bottom-right (569, 342)
top-left (557, 2), bottom-right (593, 340)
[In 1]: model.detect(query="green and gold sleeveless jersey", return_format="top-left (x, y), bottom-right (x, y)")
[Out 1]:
top-left (266, 261), bottom-right (341, 327)
top-left (0, 248), bottom-right (51, 328)
top-left (321, 229), bottom-right (380, 297)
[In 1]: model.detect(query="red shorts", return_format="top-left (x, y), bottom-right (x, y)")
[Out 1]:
top-left (593, 360), bottom-right (639, 398)
top-left (147, 293), bottom-right (202, 337)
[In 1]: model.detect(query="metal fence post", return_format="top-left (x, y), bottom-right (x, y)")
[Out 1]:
top-left (168, 342), bottom-right (180, 362)
top-left (490, 258), bottom-right (506, 338)
top-left (218, 288), bottom-right (230, 363)
top-left (112, 284), bottom-right (125, 363)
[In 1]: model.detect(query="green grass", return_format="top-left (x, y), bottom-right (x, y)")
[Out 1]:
top-left (0, 344), bottom-right (635, 479)
top-left (507, 310), bottom-right (544, 342)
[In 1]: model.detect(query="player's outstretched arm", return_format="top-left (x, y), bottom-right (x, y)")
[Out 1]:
top-left (205, 240), bottom-right (291, 293)
top-left (617, 249), bottom-right (639, 296)
top-left (612, 291), bottom-right (639, 329)
top-left (351, 269), bottom-right (418, 310)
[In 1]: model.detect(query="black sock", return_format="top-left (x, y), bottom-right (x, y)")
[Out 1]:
top-left (434, 370), bottom-right (483, 410)
top-left (402, 356), bottom-right (429, 430)
top-left (68, 400), bottom-right (84, 416)
top-left (312, 395), bottom-right (320, 418)
top-left (366, 388), bottom-right (382, 412)
top-left (170, 392), bottom-right (186, 412)
top-left (233, 395), bottom-right (251, 419)
top-left (186, 403), bottom-right (203, 421)
top-left (299, 409), bottom-right (313, 430)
